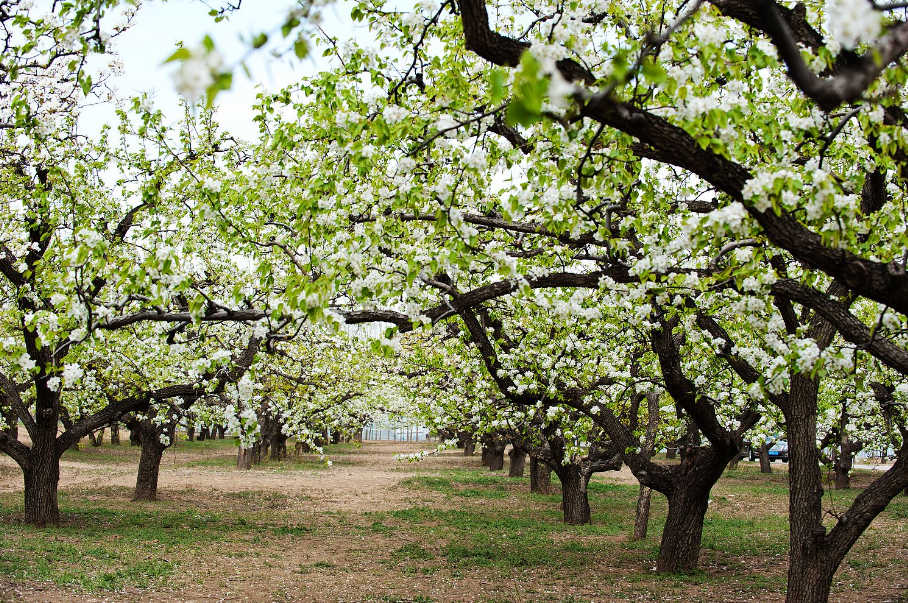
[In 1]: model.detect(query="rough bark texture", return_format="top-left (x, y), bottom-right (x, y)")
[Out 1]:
top-left (759, 442), bottom-right (773, 474)
top-left (785, 375), bottom-right (833, 603)
top-left (132, 416), bottom-right (174, 501)
top-left (459, 432), bottom-right (476, 456)
top-left (557, 465), bottom-right (591, 525)
top-left (656, 478), bottom-right (712, 572)
top-left (508, 446), bottom-right (527, 477)
top-left (237, 447), bottom-right (253, 470)
top-left (134, 422), bottom-right (167, 501)
top-left (186, 426), bottom-right (195, 442)
top-left (23, 444), bottom-right (60, 527)
top-left (110, 422), bottom-right (120, 445)
top-left (24, 387), bottom-right (62, 527)
top-left (633, 485), bottom-right (653, 541)
top-left (530, 456), bottom-right (552, 494)
top-left (833, 435), bottom-right (862, 490)
top-left (487, 439), bottom-right (507, 471)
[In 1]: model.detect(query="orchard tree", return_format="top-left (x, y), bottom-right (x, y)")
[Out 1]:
top-left (222, 0), bottom-right (908, 599)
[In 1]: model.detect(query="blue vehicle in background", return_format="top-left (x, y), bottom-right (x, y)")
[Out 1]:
top-left (766, 440), bottom-right (789, 463)
top-left (743, 439), bottom-right (789, 463)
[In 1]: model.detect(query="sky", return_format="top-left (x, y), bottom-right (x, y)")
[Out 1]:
top-left (80, 0), bottom-right (355, 140)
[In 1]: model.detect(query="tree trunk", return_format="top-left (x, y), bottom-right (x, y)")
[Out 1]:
top-left (557, 465), bottom-right (591, 525)
top-left (23, 437), bottom-right (60, 527)
top-left (270, 432), bottom-right (288, 461)
top-left (665, 446), bottom-right (677, 460)
top-left (508, 446), bottom-right (527, 477)
top-left (88, 428), bottom-right (104, 447)
top-left (110, 422), bottom-right (120, 445)
top-left (237, 447), bottom-right (253, 469)
top-left (530, 457), bottom-right (552, 494)
top-left (198, 427), bottom-right (209, 441)
top-left (632, 485), bottom-right (653, 541)
top-left (727, 455), bottom-right (739, 470)
top-left (134, 426), bottom-right (166, 501)
top-left (759, 442), bottom-right (772, 474)
top-left (217, 425), bottom-right (225, 439)
top-left (481, 445), bottom-right (491, 467)
top-left (833, 436), bottom-right (861, 490)
top-left (656, 483), bottom-right (711, 572)
top-left (488, 440), bottom-right (507, 471)
top-left (461, 432), bottom-right (475, 456)
top-left (784, 375), bottom-right (833, 603)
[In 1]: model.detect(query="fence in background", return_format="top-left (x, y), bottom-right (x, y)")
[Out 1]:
top-left (361, 423), bottom-right (435, 442)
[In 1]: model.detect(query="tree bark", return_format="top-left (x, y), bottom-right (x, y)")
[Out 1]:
top-left (24, 385), bottom-right (62, 527)
top-left (134, 422), bottom-right (166, 501)
top-left (216, 425), bottom-right (226, 439)
top-left (186, 426), bottom-right (195, 442)
top-left (530, 456), bottom-right (552, 494)
top-left (727, 455), bottom-right (740, 470)
top-left (556, 464), bottom-right (591, 525)
top-left (833, 435), bottom-right (861, 490)
top-left (759, 442), bottom-right (773, 474)
top-left (237, 446), bottom-right (253, 469)
top-left (133, 417), bottom-right (174, 501)
top-left (487, 439), bottom-right (507, 471)
top-left (23, 442), bottom-right (60, 527)
top-left (198, 427), bottom-right (209, 441)
top-left (460, 432), bottom-right (475, 456)
top-left (88, 428), bottom-right (104, 447)
top-left (786, 375), bottom-right (832, 603)
top-left (656, 482), bottom-right (711, 572)
top-left (665, 446), bottom-right (677, 460)
top-left (508, 446), bottom-right (527, 477)
top-left (110, 422), bottom-right (120, 445)
top-left (633, 485), bottom-right (653, 541)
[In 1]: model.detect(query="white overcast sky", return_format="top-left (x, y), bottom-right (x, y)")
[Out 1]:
top-left (80, 0), bottom-right (355, 140)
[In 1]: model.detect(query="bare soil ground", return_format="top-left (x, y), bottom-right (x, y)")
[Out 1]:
top-left (0, 441), bottom-right (906, 603)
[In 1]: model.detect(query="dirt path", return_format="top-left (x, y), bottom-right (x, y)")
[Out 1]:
top-left (0, 441), bottom-right (637, 510)
top-left (0, 442), bottom-right (653, 603)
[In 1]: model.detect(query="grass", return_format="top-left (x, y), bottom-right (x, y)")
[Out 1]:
top-left (1, 444), bottom-right (906, 601)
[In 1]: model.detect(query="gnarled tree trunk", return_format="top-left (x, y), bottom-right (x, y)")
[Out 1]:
top-left (459, 432), bottom-right (475, 456)
top-left (487, 439), bottom-right (507, 471)
top-left (24, 438), bottom-right (60, 527)
top-left (633, 485), bottom-right (653, 541)
top-left (508, 446), bottom-right (526, 477)
top-left (133, 417), bottom-right (174, 501)
top-left (656, 480), bottom-right (712, 572)
top-left (110, 422), bottom-right (120, 445)
top-left (555, 464), bottom-right (591, 525)
top-left (530, 456), bottom-right (552, 494)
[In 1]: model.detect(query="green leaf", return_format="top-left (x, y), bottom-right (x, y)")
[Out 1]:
top-left (489, 68), bottom-right (508, 105)
top-left (294, 38), bottom-right (309, 59)
top-left (163, 47), bottom-right (191, 64)
top-left (252, 32), bottom-right (269, 49)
